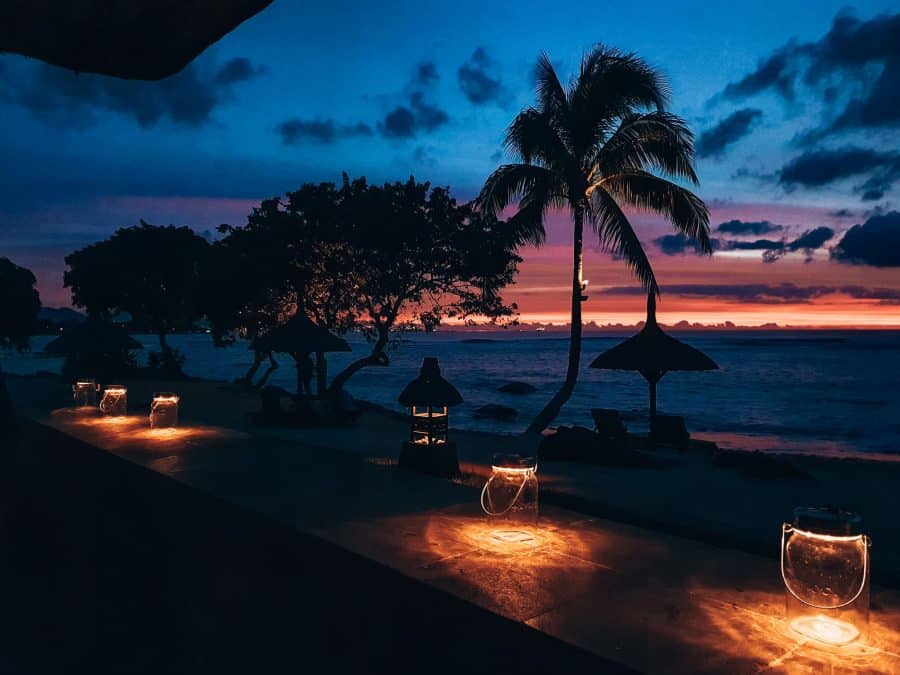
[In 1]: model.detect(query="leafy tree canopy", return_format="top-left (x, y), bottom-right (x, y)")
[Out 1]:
top-left (64, 221), bottom-right (209, 352)
top-left (211, 174), bottom-right (521, 391)
top-left (0, 257), bottom-right (41, 352)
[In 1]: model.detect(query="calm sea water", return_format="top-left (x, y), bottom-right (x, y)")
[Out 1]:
top-left (6, 330), bottom-right (900, 457)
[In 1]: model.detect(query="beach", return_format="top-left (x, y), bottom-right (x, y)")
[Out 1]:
top-left (5, 371), bottom-right (900, 672)
top-left (7, 329), bottom-right (899, 459)
top-left (8, 371), bottom-right (900, 582)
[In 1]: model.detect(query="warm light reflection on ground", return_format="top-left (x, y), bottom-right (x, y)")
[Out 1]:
top-left (790, 615), bottom-right (859, 645)
top-left (48, 408), bottom-right (241, 452)
top-left (692, 582), bottom-right (900, 672)
top-left (424, 513), bottom-right (599, 563)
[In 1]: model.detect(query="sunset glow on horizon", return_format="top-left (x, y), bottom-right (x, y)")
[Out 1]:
top-left (1, 2), bottom-right (898, 329)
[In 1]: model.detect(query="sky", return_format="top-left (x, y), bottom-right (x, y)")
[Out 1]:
top-left (1, 0), bottom-right (899, 327)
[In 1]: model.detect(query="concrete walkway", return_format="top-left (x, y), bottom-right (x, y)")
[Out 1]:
top-left (3, 422), bottom-right (624, 675)
top-left (9, 375), bottom-right (900, 673)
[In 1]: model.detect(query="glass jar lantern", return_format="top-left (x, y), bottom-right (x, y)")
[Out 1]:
top-left (481, 454), bottom-right (539, 523)
top-left (99, 385), bottom-right (127, 416)
top-left (782, 507), bottom-right (871, 645)
top-left (150, 393), bottom-right (179, 429)
top-left (72, 379), bottom-right (99, 407)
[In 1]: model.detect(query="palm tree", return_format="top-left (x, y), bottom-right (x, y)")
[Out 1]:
top-left (479, 46), bottom-right (711, 434)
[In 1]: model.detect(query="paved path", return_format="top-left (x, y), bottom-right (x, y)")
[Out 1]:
top-left (31, 404), bottom-right (900, 674)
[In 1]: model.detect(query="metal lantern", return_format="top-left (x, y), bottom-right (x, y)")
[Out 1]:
top-left (99, 385), bottom-right (127, 416)
top-left (481, 454), bottom-right (539, 523)
top-left (397, 357), bottom-right (463, 477)
top-left (410, 404), bottom-right (449, 446)
top-left (149, 393), bottom-right (179, 429)
top-left (782, 507), bottom-right (871, 645)
top-left (72, 379), bottom-right (99, 407)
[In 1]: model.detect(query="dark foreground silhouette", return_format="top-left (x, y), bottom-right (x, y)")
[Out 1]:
top-left (0, 421), bottom-right (633, 675)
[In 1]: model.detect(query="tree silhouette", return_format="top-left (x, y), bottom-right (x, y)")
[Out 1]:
top-left (0, 257), bottom-right (41, 430)
top-left (479, 46), bottom-right (710, 433)
top-left (64, 221), bottom-right (209, 373)
top-left (215, 174), bottom-right (520, 395)
top-left (328, 175), bottom-right (519, 393)
top-left (210, 182), bottom-right (359, 393)
top-left (200, 226), bottom-right (295, 387)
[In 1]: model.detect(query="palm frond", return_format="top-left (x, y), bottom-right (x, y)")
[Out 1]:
top-left (535, 52), bottom-right (568, 110)
top-left (505, 107), bottom-right (570, 168)
top-left (584, 46), bottom-right (670, 111)
top-left (597, 112), bottom-right (699, 184)
top-left (477, 163), bottom-right (561, 230)
top-left (602, 170), bottom-right (711, 252)
top-left (568, 45), bottom-right (671, 160)
top-left (504, 185), bottom-right (568, 247)
top-left (589, 186), bottom-right (658, 295)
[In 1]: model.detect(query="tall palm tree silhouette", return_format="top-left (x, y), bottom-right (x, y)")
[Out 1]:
top-left (479, 46), bottom-right (711, 433)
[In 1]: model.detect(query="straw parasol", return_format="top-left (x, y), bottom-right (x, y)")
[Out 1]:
top-left (589, 294), bottom-right (717, 424)
top-left (43, 320), bottom-right (143, 355)
top-left (250, 313), bottom-right (350, 355)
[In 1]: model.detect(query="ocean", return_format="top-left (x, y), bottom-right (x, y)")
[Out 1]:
top-left (6, 330), bottom-right (900, 459)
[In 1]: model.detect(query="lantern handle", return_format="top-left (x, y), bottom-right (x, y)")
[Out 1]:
top-left (480, 470), bottom-right (532, 517)
top-left (99, 388), bottom-right (124, 414)
top-left (781, 523), bottom-right (870, 610)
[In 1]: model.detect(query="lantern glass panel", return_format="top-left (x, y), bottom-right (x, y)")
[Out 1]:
top-left (150, 393), bottom-right (180, 429)
top-left (481, 454), bottom-right (539, 523)
top-left (99, 385), bottom-right (127, 416)
top-left (73, 379), bottom-right (99, 407)
top-left (411, 405), bottom-right (448, 445)
top-left (782, 522), bottom-right (870, 645)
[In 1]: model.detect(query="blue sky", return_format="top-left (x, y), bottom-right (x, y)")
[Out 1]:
top-left (1, 1), bottom-right (899, 324)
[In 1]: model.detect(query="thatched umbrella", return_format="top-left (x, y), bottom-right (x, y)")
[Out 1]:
top-left (251, 313), bottom-right (350, 397)
top-left (250, 313), bottom-right (350, 355)
top-left (589, 294), bottom-right (717, 424)
top-left (44, 320), bottom-right (143, 355)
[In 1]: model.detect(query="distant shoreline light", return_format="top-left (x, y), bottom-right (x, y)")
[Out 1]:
top-left (441, 312), bottom-right (900, 330)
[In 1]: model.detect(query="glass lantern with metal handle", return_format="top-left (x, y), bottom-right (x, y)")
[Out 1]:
top-left (99, 385), bottom-right (127, 416)
top-left (149, 393), bottom-right (179, 429)
top-left (72, 379), bottom-right (99, 407)
top-left (481, 454), bottom-right (539, 524)
top-left (782, 506), bottom-right (871, 645)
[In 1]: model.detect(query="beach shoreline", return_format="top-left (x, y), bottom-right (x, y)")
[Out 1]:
top-left (5, 327), bottom-right (899, 458)
top-left (8, 371), bottom-right (900, 587)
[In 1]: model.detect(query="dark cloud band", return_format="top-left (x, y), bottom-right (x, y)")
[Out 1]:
top-left (832, 211), bottom-right (900, 267)
top-left (0, 55), bottom-right (265, 128)
top-left (696, 108), bottom-right (762, 158)
top-left (601, 282), bottom-right (900, 304)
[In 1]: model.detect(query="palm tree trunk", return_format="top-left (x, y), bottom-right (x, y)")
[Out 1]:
top-left (526, 210), bottom-right (584, 434)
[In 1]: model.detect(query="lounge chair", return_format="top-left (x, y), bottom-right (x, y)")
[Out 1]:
top-left (650, 414), bottom-right (690, 447)
top-left (591, 408), bottom-right (627, 446)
